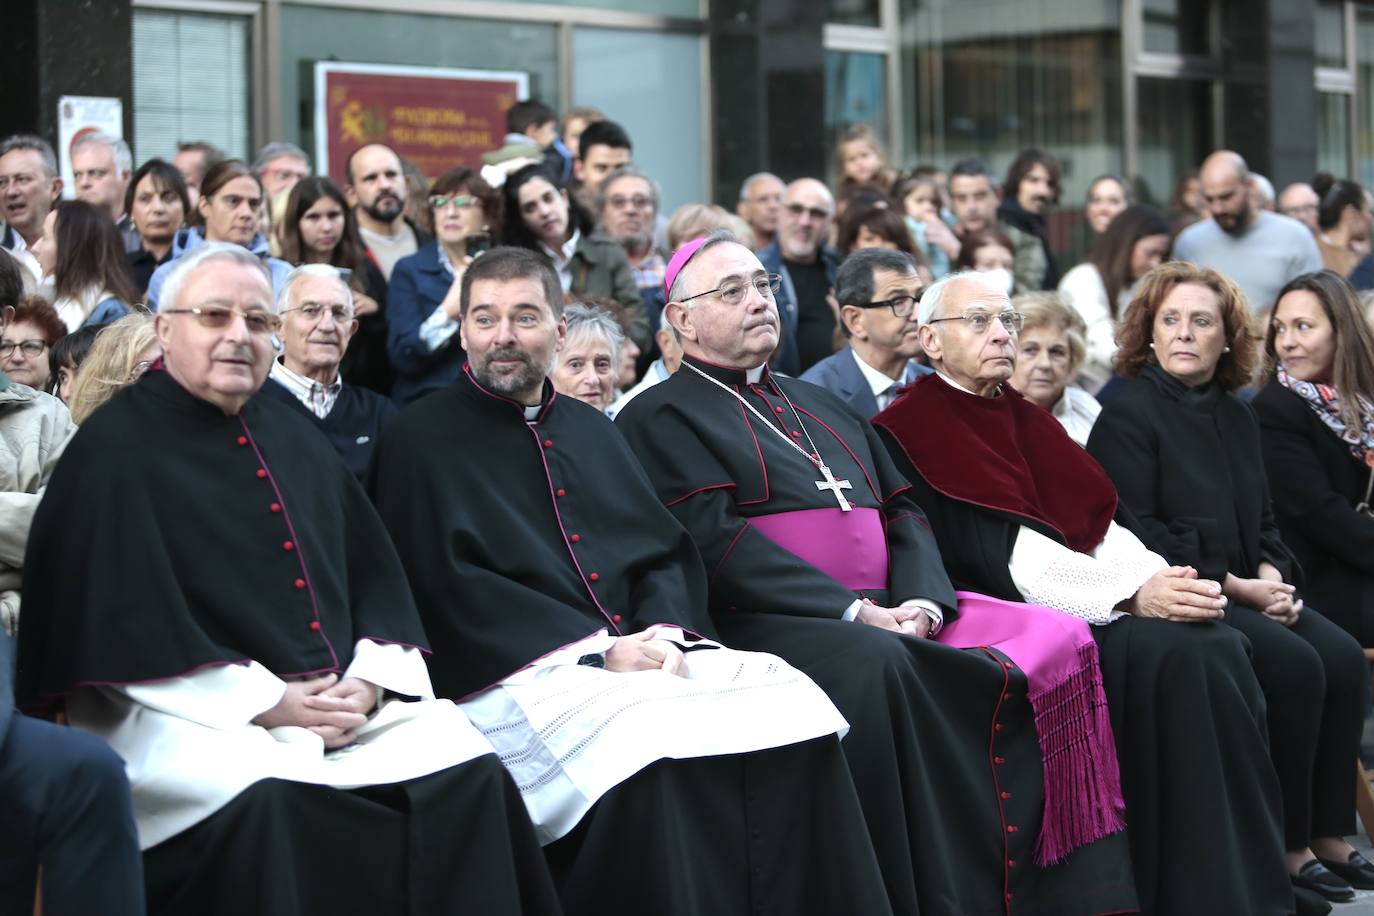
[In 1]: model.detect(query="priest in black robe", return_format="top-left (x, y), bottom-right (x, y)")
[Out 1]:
top-left (872, 269), bottom-right (1293, 916)
top-left (16, 243), bottom-right (560, 916)
top-left (371, 245), bottom-right (892, 916)
top-left (616, 232), bottom-right (1138, 916)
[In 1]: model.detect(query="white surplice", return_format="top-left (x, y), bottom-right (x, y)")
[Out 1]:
top-left (67, 639), bottom-right (496, 850)
top-left (460, 626), bottom-right (849, 844)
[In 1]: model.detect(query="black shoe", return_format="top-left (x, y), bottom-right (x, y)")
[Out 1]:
top-left (1292, 859), bottom-right (1356, 902)
top-left (1317, 849), bottom-right (1374, 890)
top-left (1292, 884), bottom-right (1333, 916)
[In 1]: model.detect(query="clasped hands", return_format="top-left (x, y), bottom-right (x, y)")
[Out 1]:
top-left (605, 628), bottom-right (689, 677)
top-left (856, 599), bottom-right (933, 638)
top-left (1127, 566), bottom-right (1227, 622)
top-left (1224, 563), bottom-right (1303, 627)
top-left (252, 673), bottom-right (377, 749)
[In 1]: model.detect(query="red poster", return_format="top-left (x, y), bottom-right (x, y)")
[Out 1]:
top-left (314, 63), bottom-right (529, 184)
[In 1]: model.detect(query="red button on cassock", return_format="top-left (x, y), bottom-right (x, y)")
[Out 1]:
top-left (1001, 791), bottom-right (1012, 799)
top-left (773, 405), bottom-right (783, 413)
top-left (294, 578), bottom-right (306, 589)
top-left (309, 621), bottom-right (321, 631)
top-left (556, 488), bottom-right (566, 497)
top-left (1007, 859), bottom-right (1017, 868)
top-left (589, 572), bottom-right (600, 581)
top-left (570, 534), bottom-right (581, 543)
top-left (995, 723), bottom-right (1004, 732)
top-left (790, 430), bottom-right (802, 438)
top-left (993, 755), bottom-right (1005, 764)
top-left (236, 435), bottom-right (248, 446)
top-left (612, 614), bottom-right (622, 623)
top-left (283, 541), bottom-right (294, 551)
top-left (270, 503), bottom-right (281, 513)
top-left (542, 439), bottom-right (553, 448)
top-left (256, 468), bottom-right (268, 479)
top-left (1006, 825), bottom-right (1018, 834)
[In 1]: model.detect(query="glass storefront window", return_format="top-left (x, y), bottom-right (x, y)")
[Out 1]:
top-left (133, 9), bottom-right (251, 161)
top-left (571, 27), bottom-right (707, 214)
top-left (1358, 12), bottom-right (1374, 188)
top-left (279, 5), bottom-right (558, 171)
top-left (1135, 77), bottom-right (1212, 210)
top-left (1315, 0), bottom-right (1347, 70)
top-left (1317, 91), bottom-right (1352, 179)
top-left (826, 0), bottom-right (881, 28)
top-left (824, 50), bottom-right (888, 184)
top-left (1141, 0), bottom-right (1209, 57)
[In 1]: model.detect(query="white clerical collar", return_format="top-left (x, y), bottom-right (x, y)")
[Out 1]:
top-left (851, 349), bottom-right (904, 400)
top-left (934, 370), bottom-right (1000, 397)
top-left (271, 359), bottom-right (342, 419)
top-left (523, 404), bottom-right (541, 421)
top-left (745, 364), bottom-right (765, 384)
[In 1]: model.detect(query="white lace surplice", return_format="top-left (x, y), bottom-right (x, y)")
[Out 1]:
top-left (1008, 521), bottom-right (1168, 625)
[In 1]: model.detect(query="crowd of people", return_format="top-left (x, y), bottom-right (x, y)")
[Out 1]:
top-left (4, 95), bottom-right (1374, 916)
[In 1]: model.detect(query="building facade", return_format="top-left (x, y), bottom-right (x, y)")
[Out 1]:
top-left (5, 0), bottom-right (1371, 227)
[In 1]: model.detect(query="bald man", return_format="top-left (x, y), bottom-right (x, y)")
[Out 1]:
top-left (757, 178), bottom-right (841, 374)
top-left (1172, 151), bottom-right (1321, 313)
top-left (1278, 182), bottom-right (1321, 234)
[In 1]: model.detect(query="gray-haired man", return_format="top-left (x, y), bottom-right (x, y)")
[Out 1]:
top-left (71, 131), bottom-right (138, 251)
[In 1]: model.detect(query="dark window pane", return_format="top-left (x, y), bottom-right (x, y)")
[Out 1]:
top-left (1136, 77), bottom-right (1212, 211)
top-left (827, 0), bottom-right (881, 27)
top-left (1315, 0), bottom-right (1347, 70)
top-left (1142, 0), bottom-right (1210, 56)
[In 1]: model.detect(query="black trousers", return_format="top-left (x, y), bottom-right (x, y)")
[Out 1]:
top-left (1227, 604), bottom-right (1369, 848)
top-left (0, 715), bottom-right (145, 916)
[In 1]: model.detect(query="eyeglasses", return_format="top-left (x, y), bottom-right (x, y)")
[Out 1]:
top-left (607, 194), bottom-right (652, 210)
top-left (429, 194), bottom-right (479, 211)
top-left (162, 306), bottom-right (280, 335)
top-left (281, 302), bottom-right (354, 323)
top-left (678, 274), bottom-right (783, 307)
top-left (927, 310), bottom-right (1025, 334)
top-left (861, 291), bottom-right (924, 319)
top-left (0, 339), bottom-right (46, 359)
top-left (786, 203), bottom-right (831, 221)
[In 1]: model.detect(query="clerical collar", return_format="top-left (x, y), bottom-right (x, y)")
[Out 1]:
top-left (271, 359), bottom-right (342, 420)
top-left (681, 354), bottom-right (767, 388)
top-left (935, 370), bottom-right (1001, 398)
top-left (523, 404), bottom-right (541, 421)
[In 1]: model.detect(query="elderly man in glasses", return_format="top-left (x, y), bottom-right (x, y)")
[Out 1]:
top-left (17, 241), bottom-right (561, 916)
top-left (757, 178), bottom-right (841, 375)
top-left (799, 248), bottom-right (933, 419)
top-left (871, 270), bottom-right (1293, 915)
top-left (261, 264), bottom-right (397, 479)
top-left (617, 234), bottom-right (1139, 916)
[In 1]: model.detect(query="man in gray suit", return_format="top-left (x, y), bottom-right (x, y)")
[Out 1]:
top-left (800, 249), bottom-right (931, 419)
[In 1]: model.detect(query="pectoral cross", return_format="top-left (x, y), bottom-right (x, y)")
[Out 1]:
top-left (815, 464), bottom-right (853, 512)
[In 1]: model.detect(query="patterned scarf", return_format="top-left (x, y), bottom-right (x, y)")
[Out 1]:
top-left (1277, 363), bottom-right (1374, 467)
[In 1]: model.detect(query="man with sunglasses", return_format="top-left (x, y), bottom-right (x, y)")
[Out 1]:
top-left (261, 264), bottom-right (397, 479)
top-left (800, 249), bottom-right (933, 419)
top-left (17, 242), bottom-right (561, 915)
top-left (757, 177), bottom-right (841, 375)
top-left (617, 233), bottom-right (1139, 916)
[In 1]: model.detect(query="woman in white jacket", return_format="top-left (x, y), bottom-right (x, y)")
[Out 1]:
top-left (1057, 205), bottom-right (1172, 393)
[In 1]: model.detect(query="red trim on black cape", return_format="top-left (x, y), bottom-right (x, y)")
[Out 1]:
top-left (873, 373), bottom-right (1117, 554)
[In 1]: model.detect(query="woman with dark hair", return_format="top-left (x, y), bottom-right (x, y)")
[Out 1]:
top-left (31, 200), bottom-right (139, 330)
top-left (500, 164), bottom-right (643, 340)
top-left (1167, 169), bottom-right (1206, 232)
top-left (277, 176), bottom-right (392, 394)
top-left (1058, 205), bottom-right (1172, 393)
top-left (835, 202), bottom-right (921, 261)
top-left (1312, 174), bottom-right (1369, 277)
top-left (998, 148), bottom-right (1062, 288)
top-left (1254, 270), bottom-right (1374, 649)
top-left (1, 295), bottom-right (66, 390)
top-left (953, 228), bottom-right (1017, 295)
top-left (1086, 261), bottom-right (1370, 906)
top-left (386, 166), bottom-right (501, 403)
top-left (124, 159), bottom-right (189, 295)
top-left (1083, 174), bottom-right (1132, 236)
top-left (145, 159), bottom-right (292, 309)
top-left (48, 322), bottom-right (104, 402)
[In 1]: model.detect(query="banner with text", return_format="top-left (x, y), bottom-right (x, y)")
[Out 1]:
top-left (314, 62), bottom-right (528, 185)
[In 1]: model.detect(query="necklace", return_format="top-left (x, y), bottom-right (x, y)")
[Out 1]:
top-left (683, 361), bottom-right (853, 511)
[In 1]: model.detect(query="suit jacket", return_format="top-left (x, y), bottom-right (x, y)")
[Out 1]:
top-left (386, 243), bottom-right (465, 404)
top-left (757, 238), bottom-right (840, 377)
top-left (799, 345), bottom-right (931, 420)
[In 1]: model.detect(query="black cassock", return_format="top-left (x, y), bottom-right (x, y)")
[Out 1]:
top-left (615, 356), bottom-right (1137, 916)
top-left (17, 368), bottom-right (558, 916)
top-left (370, 365), bottom-right (892, 916)
top-left (873, 372), bottom-right (1292, 916)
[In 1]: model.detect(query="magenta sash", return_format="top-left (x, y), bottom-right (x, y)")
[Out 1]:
top-left (939, 591), bottom-right (1126, 866)
top-left (748, 508), bottom-right (889, 591)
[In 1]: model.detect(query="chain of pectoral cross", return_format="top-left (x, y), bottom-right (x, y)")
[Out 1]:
top-left (683, 361), bottom-right (854, 511)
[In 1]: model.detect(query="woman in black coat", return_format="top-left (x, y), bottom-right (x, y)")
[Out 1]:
top-left (1085, 261), bottom-right (1371, 905)
top-left (1254, 270), bottom-right (1374, 647)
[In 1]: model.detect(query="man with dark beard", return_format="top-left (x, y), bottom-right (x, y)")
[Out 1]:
top-left (344, 144), bottom-right (432, 283)
top-left (1172, 150), bottom-right (1320, 313)
top-left (371, 245), bottom-right (892, 916)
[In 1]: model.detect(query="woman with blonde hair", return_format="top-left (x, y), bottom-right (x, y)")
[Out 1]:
top-left (66, 313), bottom-right (159, 425)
